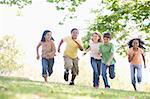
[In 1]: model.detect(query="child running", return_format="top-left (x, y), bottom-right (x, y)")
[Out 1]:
top-left (99, 32), bottom-right (116, 89)
top-left (36, 30), bottom-right (56, 83)
top-left (128, 38), bottom-right (146, 91)
top-left (84, 32), bottom-right (102, 88)
top-left (58, 28), bottom-right (83, 85)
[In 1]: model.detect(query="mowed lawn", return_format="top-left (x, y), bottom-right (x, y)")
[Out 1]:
top-left (0, 76), bottom-right (150, 99)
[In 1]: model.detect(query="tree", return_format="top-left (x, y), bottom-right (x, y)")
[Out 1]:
top-left (47, 0), bottom-right (87, 24)
top-left (0, 0), bottom-right (31, 8)
top-left (0, 0), bottom-right (149, 56)
top-left (0, 35), bottom-right (23, 74)
top-left (82, 0), bottom-right (150, 56)
top-left (47, 0), bottom-right (86, 12)
top-left (47, 0), bottom-right (149, 56)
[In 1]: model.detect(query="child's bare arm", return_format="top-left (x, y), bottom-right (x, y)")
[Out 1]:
top-left (106, 53), bottom-right (114, 66)
top-left (73, 40), bottom-right (83, 51)
top-left (128, 53), bottom-right (135, 62)
top-left (36, 42), bottom-right (42, 60)
top-left (58, 39), bottom-right (64, 53)
top-left (106, 44), bottom-right (114, 66)
top-left (83, 47), bottom-right (90, 55)
top-left (142, 53), bottom-right (146, 68)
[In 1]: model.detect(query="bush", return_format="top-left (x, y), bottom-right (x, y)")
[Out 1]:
top-left (0, 35), bottom-right (23, 74)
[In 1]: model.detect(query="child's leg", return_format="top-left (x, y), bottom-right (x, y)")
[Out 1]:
top-left (91, 57), bottom-right (100, 87)
top-left (69, 75), bottom-right (76, 85)
top-left (97, 59), bottom-right (102, 76)
top-left (42, 58), bottom-right (48, 82)
top-left (130, 64), bottom-right (136, 90)
top-left (97, 59), bottom-right (101, 87)
top-left (48, 58), bottom-right (54, 76)
top-left (109, 64), bottom-right (115, 79)
top-left (137, 65), bottom-right (142, 83)
top-left (101, 63), bottom-right (109, 88)
top-left (63, 56), bottom-right (73, 81)
top-left (70, 57), bottom-right (79, 85)
top-left (96, 62), bottom-right (100, 88)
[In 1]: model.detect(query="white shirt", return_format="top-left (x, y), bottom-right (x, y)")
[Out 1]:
top-left (89, 40), bottom-right (101, 59)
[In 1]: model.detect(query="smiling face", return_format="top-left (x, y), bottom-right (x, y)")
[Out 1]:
top-left (103, 33), bottom-right (111, 44)
top-left (132, 39), bottom-right (139, 48)
top-left (71, 29), bottom-right (79, 39)
top-left (44, 32), bottom-right (52, 41)
top-left (92, 33), bottom-right (100, 43)
top-left (103, 36), bottom-right (110, 44)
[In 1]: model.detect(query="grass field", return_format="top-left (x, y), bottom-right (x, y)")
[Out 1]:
top-left (0, 76), bottom-right (150, 99)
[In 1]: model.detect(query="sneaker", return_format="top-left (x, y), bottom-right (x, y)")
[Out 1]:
top-left (105, 85), bottom-right (110, 89)
top-left (95, 85), bottom-right (99, 89)
top-left (69, 81), bottom-right (74, 85)
top-left (133, 84), bottom-right (137, 91)
top-left (64, 71), bottom-right (69, 81)
top-left (43, 75), bottom-right (48, 83)
top-left (44, 77), bottom-right (48, 83)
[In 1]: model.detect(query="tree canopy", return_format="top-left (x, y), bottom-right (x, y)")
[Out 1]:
top-left (82, 0), bottom-right (150, 56)
top-left (0, 0), bottom-right (149, 56)
top-left (46, 0), bottom-right (149, 56)
top-left (0, 0), bottom-right (31, 8)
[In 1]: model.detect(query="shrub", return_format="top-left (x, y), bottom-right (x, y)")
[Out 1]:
top-left (0, 35), bottom-right (23, 74)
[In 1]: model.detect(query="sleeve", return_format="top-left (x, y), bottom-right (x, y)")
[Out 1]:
top-left (110, 43), bottom-right (114, 53)
top-left (99, 44), bottom-right (102, 53)
top-left (89, 40), bottom-right (92, 47)
top-left (63, 36), bottom-right (69, 42)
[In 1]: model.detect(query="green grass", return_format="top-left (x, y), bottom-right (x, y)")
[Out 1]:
top-left (0, 76), bottom-right (150, 99)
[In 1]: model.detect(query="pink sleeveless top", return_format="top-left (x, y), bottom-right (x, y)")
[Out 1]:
top-left (41, 41), bottom-right (55, 59)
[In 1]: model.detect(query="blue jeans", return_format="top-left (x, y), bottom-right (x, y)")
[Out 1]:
top-left (42, 58), bottom-right (54, 77)
top-left (101, 63), bottom-right (115, 88)
top-left (91, 57), bottom-right (101, 87)
top-left (130, 64), bottom-right (142, 85)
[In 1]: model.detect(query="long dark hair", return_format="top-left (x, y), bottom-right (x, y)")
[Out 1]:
top-left (41, 30), bottom-right (54, 42)
top-left (128, 38), bottom-right (145, 49)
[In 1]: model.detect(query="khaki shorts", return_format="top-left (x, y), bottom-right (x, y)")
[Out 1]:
top-left (63, 56), bottom-right (79, 75)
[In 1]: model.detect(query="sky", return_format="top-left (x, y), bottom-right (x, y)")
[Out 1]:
top-left (0, 0), bottom-right (150, 85)
top-left (0, 0), bottom-right (100, 81)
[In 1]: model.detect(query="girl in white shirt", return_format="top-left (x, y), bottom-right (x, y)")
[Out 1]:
top-left (84, 32), bottom-right (102, 88)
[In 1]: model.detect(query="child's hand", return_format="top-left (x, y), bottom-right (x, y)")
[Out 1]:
top-left (98, 53), bottom-right (101, 58)
top-left (132, 52), bottom-right (136, 56)
top-left (58, 48), bottom-right (60, 53)
top-left (47, 53), bottom-right (54, 57)
top-left (106, 61), bottom-right (110, 67)
top-left (83, 52), bottom-right (86, 56)
top-left (144, 64), bottom-right (146, 68)
top-left (37, 55), bottom-right (40, 60)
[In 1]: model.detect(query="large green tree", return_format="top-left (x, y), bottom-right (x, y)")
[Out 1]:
top-left (82, 0), bottom-right (150, 56)
top-left (0, 0), bottom-right (149, 56)
top-left (47, 0), bottom-right (149, 56)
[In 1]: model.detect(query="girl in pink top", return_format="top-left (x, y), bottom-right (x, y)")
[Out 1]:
top-left (128, 38), bottom-right (146, 91)
top-left (36, 30), bottom-right (56, 83)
